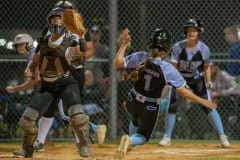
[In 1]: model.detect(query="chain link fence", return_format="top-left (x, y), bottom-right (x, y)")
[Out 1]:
top-left (0, 0), bottom-right (240, 141)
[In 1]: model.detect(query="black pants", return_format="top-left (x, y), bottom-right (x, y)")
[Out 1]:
top-left (30, 76), bottom-right (81, 116)
top-left (69, 66), bottom-right (85, 97)
top-left (126, 98), bottom-right (159, 141)
top-left (43, 67), bottom-right (84, 117)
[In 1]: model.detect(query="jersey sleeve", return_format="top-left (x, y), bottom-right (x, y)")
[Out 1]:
top-left (200, 42), bottom-right (212, 65)
top-left (124, 51), bottom-right (149, 68)
top-left (171, 42), bottom-right (182, 63)
top-left (162, 62), bottom-right (186, 89)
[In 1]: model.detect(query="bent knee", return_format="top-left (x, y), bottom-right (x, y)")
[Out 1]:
top-left (70, 113), bottom-right (89, 127)
top-left (19, 117), bottom-right (38, 134)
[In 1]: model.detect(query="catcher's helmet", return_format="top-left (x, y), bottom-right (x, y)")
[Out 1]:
top-left (47, 7), bottom-right (64, 21)
top-left (149, 28), bottom-right (172, 53)
top-left (47, 7), bottom-right (65, 34)
top-left (183, 18), bottom-right (204, 34)
top-left (13, 34), bottom-right (33, 50)
top-left (55, 0), bottom-right (74, 9)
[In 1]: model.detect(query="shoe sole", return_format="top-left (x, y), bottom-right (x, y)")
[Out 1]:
top-left (158, 142), bottom-right (171, 146)
top-left (35, 148), bottom-right (45, 152)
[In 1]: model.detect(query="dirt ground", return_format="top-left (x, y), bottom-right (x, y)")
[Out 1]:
top-left (0, 142), bottom-right (240, 160)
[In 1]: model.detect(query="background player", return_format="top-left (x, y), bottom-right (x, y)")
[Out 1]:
top-left (158, 18), bottom-right (230, 148)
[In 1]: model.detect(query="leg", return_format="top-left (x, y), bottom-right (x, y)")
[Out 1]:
top-left (207, 108), bottom-right (230, 147)
top-left (19, 107), bottom-right (39, 157)
top-left (193, 78), bottom-right (230, 148)
top-left (159, 88), bottom-right (178, 146)
top-left (35, 116), bottom-right (54, 151)
top-left (68, 104), bottom-right (90, 157)
top-left (34, 98), bottom-right (59, 151)
top-left (19, 92), bottom-right (54, 157)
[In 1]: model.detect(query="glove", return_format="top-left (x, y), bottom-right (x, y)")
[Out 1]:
top-left (62, 9), bottom-right (87, 37)
top-left (206, 81), bottom-right (213, 89)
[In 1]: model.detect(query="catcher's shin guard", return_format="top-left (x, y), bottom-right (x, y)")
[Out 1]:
top-left (68, 105), bottom-right (90, 157)
top-left (19, 107), bottom-right (39, 157)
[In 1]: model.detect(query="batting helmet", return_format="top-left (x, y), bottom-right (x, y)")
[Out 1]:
top-left (13, 34), bottom-right (33, 50)
top-left (149, 28), bottom-right (172, 53)
top-left (183, 18), bottom-right (204, 35)
top-left (47, 7), bottom-right (65, 34)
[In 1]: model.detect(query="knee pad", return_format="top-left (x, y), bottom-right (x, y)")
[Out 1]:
top-left (19, 116), bottom-right (38, 134)
top-left (68, 104), bottom-right (89, 127)
top-left (21, 107), bottom-right (39, 121)
top-left (19, 107), bottom-right (38, 134)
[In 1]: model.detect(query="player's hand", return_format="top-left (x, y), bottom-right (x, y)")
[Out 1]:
top-left (202, 99), bottom-right (217, 109)
top-left (121, 28), bottom-right (131, 46)
top-left (206, 81), bottom-right (213, 89)
top-left (6, 86), bottom-right (15, 93)
top-left (212, 91), bottom-right (221, 98)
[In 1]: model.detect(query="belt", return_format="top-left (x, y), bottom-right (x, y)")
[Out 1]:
top-left (42, 72), bottom-right (69, 82)
top-left (181, 72), bottom-right (203, 79)
top-left (130, 88), bottom-right (161, 104)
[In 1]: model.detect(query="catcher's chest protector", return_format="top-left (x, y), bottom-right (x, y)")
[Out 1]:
top-left (39, 35), bottom-right (74, 78)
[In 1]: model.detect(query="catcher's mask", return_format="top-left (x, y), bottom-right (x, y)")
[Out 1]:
top-left (13, 33), bottom-right (33, 51)
top-left (183, 18), bottom-right (204, 35)
top-left (47, 7), bottom-right (65, 35)
top-left (149, 28), bottom-right (172, 57)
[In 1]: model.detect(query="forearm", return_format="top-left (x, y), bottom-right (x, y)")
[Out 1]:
top-left (12, 80), bottom-right (35, 93)
top-left (177, 86), bottom-right (206, 106)
top-left (113, 44), bottom-right (128, 68)
top-left (204, 64), bottom-right (211, 82)
top-left (84, 41), bottom-right (94, 59)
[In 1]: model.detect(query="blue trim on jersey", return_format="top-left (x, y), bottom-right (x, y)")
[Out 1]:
top-left (124, 51), bottom-right (150, 68)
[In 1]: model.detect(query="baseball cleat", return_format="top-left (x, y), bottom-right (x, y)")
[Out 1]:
top-left (96, 124), bottom-right (107, 146)
top-left (220, 134), bottom-right (230, 148)
top-left (159, 135), bottom-right (171, 146)
top-left (114, 134), bottom-right (131, 160)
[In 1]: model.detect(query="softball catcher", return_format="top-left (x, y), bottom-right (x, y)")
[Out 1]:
top-left (18, 7), bottom-right (91, 158)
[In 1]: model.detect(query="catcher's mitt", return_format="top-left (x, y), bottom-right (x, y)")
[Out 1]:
top-left (62, 9), bottom-right (87, 37)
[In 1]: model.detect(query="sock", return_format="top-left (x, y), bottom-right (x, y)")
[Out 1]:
top-left (129, 121), bottom-right (138, 135)
top-left (58, 99), bottom-right (69, 121)
top-left (130, 133), bottom-right (146, 146)
top-left (208, 109), bottom-right (224, 135)
top-left (164, 113), bottom-right (176, 138)
top-left (73, 129), bottom-right (80, 143)
top-left (89, 122), bottom-right (98, 132)
top-left (37, 117), bottom-right (54, 144)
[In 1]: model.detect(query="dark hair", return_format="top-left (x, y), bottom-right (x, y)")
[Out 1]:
top-left (137, 57), bottom-right (154, 75)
